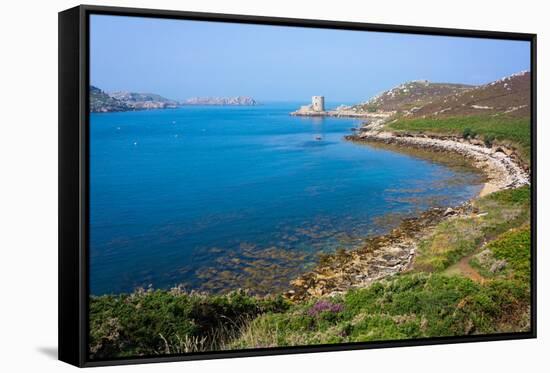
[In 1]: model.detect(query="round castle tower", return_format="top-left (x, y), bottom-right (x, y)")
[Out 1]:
top-left (312, 96), bottom-right (325, 112)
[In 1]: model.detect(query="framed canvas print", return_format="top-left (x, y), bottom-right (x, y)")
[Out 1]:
top-left (58, 5), bottom-right (537, 367)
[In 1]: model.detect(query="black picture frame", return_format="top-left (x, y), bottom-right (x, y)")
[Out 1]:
top-left (59, 4), bottom-right (537, 367)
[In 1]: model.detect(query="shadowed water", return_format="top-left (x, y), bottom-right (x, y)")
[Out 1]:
top-left (90, 102), bottom-right (483, 295)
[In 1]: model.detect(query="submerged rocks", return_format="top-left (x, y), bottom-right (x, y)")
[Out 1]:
top-left (285, 207), bottom-right (452, 301)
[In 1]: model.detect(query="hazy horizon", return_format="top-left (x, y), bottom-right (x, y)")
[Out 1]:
top-left (90, 15), bottom-right (530, 103)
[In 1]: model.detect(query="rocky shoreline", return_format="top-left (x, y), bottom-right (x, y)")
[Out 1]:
top-left (285, 204), bottom-right (470, 301)
top-left (290, 110), bottom-right (392, 119)
top-left (349, 129), bottom-right (530, 196)
top-left (284, 126), bottom-right (530, 301)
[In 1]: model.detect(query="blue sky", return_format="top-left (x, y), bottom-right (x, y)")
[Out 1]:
top-left (90, 15), bottom-right (530, 103)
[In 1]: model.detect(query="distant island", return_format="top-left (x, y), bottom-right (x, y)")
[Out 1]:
top-left (183, 96), bottom-right (257, 106)
top-left (90, 85), bottom-right (257, 113)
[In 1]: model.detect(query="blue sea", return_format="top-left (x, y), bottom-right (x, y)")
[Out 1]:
top-left (90, 102), bottom-right (483, 295)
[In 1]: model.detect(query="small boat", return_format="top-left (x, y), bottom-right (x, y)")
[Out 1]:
top-left (315, 135), bottom-right (322, 141)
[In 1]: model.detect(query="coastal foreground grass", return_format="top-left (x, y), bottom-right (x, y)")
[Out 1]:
top-left (89, 186), bottom-right (532, 359)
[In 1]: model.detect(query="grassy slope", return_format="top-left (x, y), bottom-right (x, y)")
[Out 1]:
top-left (231, 273), bottom-right (529, 348)
top-left (470, 226), bottom-right (531, 283)
top-left (415, 186), bottom-right (530, 272)
top-left (90, 187), bottom-right (532, 357)
top-left (387, 115), bottom-right (531, 163)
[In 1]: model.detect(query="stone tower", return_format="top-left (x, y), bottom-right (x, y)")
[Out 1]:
top-left (312, 96), bottom-right (325, 112)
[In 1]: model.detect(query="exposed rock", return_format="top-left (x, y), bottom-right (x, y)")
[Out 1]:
top-left (489, 260), bottom-right (508, 273)
top-left (474, 249), bottom-right (494, 266)
top-left (284, 206), bottom-right (470, 301)
top-left (473, 249), bottom-right (507, 274)
top-left (444, 207), bottom-right (457, 216)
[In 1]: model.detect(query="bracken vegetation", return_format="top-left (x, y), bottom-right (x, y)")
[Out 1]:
top-left (89, 290), bottom-right (289, 358)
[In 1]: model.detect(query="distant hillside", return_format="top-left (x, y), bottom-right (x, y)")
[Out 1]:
top-left (385, 71), bottom-right (532, 164)
top-left (109, 91), bottom-right (179, 110)
top-left (353, 80), bottom-right (474, 114)
top-left (90, 86), bottom-right (178, 113)
top-left (183, 96), bottom-right (257, 106)
top-left (90, 86), bottom-right (131, 113)
top-left (90, 87), bottom-right (258, 112)
top-left (408, 71), bottom-right (531, 119)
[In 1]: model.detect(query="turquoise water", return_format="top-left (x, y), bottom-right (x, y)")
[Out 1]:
top-left (90, 103), bottom-right (483, 295)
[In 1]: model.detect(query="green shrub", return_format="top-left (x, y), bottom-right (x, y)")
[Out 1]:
top-left (463, 127), bottom-right (476, 139)
top-left (484, 134), bottom-right (496, 147)
top-left (89, 290), bottom-right (289, 359)
top-left (485, 226), bottom-right (531, 282)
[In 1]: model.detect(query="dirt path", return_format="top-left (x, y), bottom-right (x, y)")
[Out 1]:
top-left (444, 254), bottom-right (485, 283)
